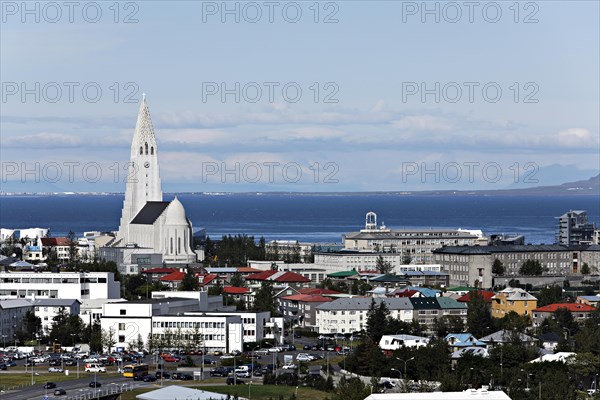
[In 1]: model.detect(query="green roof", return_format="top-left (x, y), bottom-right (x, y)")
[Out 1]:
top-left (447, 286), bottom-right (477, 292)
top-left (437, 297), bottom-right (468, 309)
top-left (327, 270), bottom-right (359, 277)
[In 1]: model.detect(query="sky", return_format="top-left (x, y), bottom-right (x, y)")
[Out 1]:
top-left (1, 0), bottom-right (599, 192)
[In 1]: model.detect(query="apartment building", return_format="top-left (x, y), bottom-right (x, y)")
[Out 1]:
top-left (491, 288), bottom-right (537, 320)
top-left (532, 303), bottom-right (597, 327)
top-left (31, 298), bottom-right (81, 336)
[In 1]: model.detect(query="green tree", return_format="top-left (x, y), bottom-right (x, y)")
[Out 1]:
top-left (253, 281), bottom-right (277, 314)
top-left (101, 327), bottom-right (117, 353)
top-left (366, 299), bottom-right (389, 343)
top-left (466, 290), bottom-right (494, 337)
top-left (230, 272), bottom-right (245, 288)
top-left (179, 268), bottom-right (199, 291)
top-left (519, 259), bottom-right (544, 276)
top-left (402, 253), bottom-right (412, 265)
top-left (492, 259), bottom-right (505, 275)
top-left (66, 230), bottom-right (78, 266)
top-left (581, 262), bottom-right (591, 275)
top-left (376, 255), bottom-right (392, 275)
top-left (537, 285), bottom-right (563, 306)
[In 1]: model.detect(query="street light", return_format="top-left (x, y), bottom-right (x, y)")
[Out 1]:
top-left (252, 345), bottom-right (261, 382)
top-left (395, 357), bottom-right (414, 380)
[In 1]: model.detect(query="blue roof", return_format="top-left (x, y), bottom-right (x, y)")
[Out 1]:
top-left (403, 271), bottom-right (447, 276)
top-left (578, 296), bottom-right (600, 301)
top-left (407, 286), bottom-right (440, 297)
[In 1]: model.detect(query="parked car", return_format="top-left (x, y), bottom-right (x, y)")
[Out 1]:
top-left (210, 366), bottom-right (230, 377)
top-left (0, 364), bottom-right (6, 371)
top-left (253, 368), bottom-right (263, 377)
top-left (5, 361), bottom-right (16, 367)
top-left (174, 373), bottom-right (193, 380)
top-left (296, 354), bottom-right (313, 362)
top-left (262, 364), bottom-right (275, 373)
top-left (213, 351), bottom-right (223, 356)
top-left (282, 364), bottom-right (297, 370)
top-left (48, 367), bottom-right (64, 373)
top-left (226, 377), bottom-right (245, 385)
top-left (155, 370), bottom-right (171, 379)
top-left (294, 333), bottom-right (301, 339)
top-left (53, 388), bottom-right (67, 396)
top-left (143, 375), bottom-right (157, 382)
top-left (88, 381), bottom-right (101, 388)
top-left (64, 359), bottom-right (77, 366)
top-left (43, 382), bottom-right (57, 389)
top-left (303, 345), bottom-right (311, 350)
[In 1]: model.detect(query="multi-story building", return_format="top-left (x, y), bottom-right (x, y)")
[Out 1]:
top-left (556, 210), bottom-right (596, 245)
top-left (315, 297), bottom-right (414, 334)
top-left (532, 303), bottom-right (596, 327)
top-left (31, 298), bottom-right (81, 336)
top-left (279, 293), bottom-right (334, 329)
top-left (411, 297), bottom-right (468, 330)
top-left (101, 297), bottom-right (282, 353)
top-left (0, 299), bottom-right (33, 346)
top-left (0, 271), bottom-right (121, 300)
top-left (490, 288), bottom-right (537, 320)
top-left (433, 244), bottom-right (600, 288)
top-left (40, 237), bottom-right (72, 263)
top-left (342, 212), bottom-right (486, 264)
top-left (265, 240), bottom-right (314, 263)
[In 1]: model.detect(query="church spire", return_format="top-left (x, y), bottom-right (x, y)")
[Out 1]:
top-left (134, 94), bottom-right (157, 142)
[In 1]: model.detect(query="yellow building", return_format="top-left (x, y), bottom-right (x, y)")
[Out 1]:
top-left (491, 287), bottom-right (538, 320)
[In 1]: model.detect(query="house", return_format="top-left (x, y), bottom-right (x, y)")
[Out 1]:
top-left (479, 330), bottom-right (536, 348)
top-left (491, 287), bottom-right (537, 320)
top-left (245, 270), bottom-right (311, 287)
top-left (31, 298), bottom-right (81, 336)
top-left (40, 237), bottom-right (72, 262)
top-left (279, 293), bottom-right (333, 329)
top-left (379, 334), bottom-right (430, 354)
top-left (411, 297), bottom-right (468, 330)
top-left (456, 290), bottom-right (495, 304)
top-left (401, 270), bottom-right (449, 287)
top-left (532, 303), bottom-right (597, 327)
top-left (364, 388), bottom-right (510, 400)
top-left (159, 270), bottom-right (186, 289)
top-left (450, 347), bottom-right (489, 366)
top-left (141, 267), bottom-right (178, 283)
top-left (539, 332), bottom-right (561, 351)
top-left (577, 295), bottom-right (600, 307)
top-left (529, 352), bottom-right (576, 363)
top-left (444, 333), bottom-right (485, 351)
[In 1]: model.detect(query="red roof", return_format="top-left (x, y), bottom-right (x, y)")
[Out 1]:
top-left (236, 267), bottom-right (262, 273)
top-left (142, 268), bottom-right (177, 274)
top-left (224, 286), bottom-right (250, 294)
top-left (457, 290), bottom-right (496, 303)
top-left (245, 270), bottom-right (310, 283)
top-left (393, 290), bottom-right (419, 298)
top-left (198, 274), bottom-right (218, 285)
top-left (533, 303), bottom-right (596, 313)
top-left (280, 294), bottom-right (334, 303)
top-left (298, 288), bottom-right (341, 295)
top-left (160, 271), bottom-right (185, 282)
top-left (41, 237), bottom-right (71, 246)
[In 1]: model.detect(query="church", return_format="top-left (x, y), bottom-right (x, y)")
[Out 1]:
top-left (109, 96), bottom-right (197, 266)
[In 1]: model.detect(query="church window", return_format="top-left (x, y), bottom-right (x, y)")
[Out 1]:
top-left (145, 142), bottom-right (148, 154)
top-left (170, 238), bottom-right (173, 254)
top-left (151, 146), bottom-right (154, 155)
top-left (178, 237), bottom-right (181, 254)
top-left (139, 146), bottom-right (143, 155)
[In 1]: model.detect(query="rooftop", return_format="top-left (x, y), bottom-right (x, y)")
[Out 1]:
top-left (533, 303), bottom-right (596, 313)
top-left (130, 201), bottom-right (171, 225)
top-left (317, 297), bottom-right (412, 311)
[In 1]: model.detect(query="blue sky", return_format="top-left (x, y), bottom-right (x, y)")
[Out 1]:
top-left (1, 1), bottom-right (599, 192)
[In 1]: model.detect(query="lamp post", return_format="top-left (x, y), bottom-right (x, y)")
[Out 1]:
top-left (252, 345), bottom-right (261, 382)
top-left (395, 357), bottom-right (414, 381)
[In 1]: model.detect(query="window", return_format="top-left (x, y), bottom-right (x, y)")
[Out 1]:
top-left (118, 335), bottom-right (125, 343)
top-left (151, 146), bottom-right (154, 155)
top-left (118, 323), bottom-right (125, 330)
top-left (120, 309), bottom-right (126, 315)
top-left (145, 142), bottom-right (148, 154)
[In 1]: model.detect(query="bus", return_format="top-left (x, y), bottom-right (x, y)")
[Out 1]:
top-left (123, 364), bottom-right (149, 378)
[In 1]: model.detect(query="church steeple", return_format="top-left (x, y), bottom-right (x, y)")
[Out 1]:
top-left (117, 95), bottom-right (163, 243)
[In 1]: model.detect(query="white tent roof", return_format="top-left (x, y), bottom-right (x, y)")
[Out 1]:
top-left (136, 385), bottom-right (236, 400)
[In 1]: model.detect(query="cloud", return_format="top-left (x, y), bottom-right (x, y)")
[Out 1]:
top-left (2, 132), bottom-right (84, 148)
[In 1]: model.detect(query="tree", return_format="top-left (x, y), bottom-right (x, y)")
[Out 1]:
top-left (253, 281), bottom-right (277, 314)
top-left (101, 327), bottom-right (117, 353)
top-left (22, 311), bottom-right (42, 340)
top-left (230, 272), bottom-right (245, 288)
top-left (538, 285), bottom-right (563, 306)
top-left (66, 230), bottom-right (78, 266)
top-left (466, 290), bottom-right (494, 337)
top-left (402, 253), bottom-right (412, 265)
top-left (179, 268), bottom-right (199, 291)
top-left (376, 255), bottom-right (393, 275)
top-left (581, 262), bottom-right (591, 275)
top-left (519, 259), bottom-right (543, 276)
top-left (366, 299), bottom-right (389, 343)
top-left (492, 259), bottom-right (505, 275)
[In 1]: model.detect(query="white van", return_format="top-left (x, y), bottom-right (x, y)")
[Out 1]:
top-left (84, 363), bottom-right (106, 373)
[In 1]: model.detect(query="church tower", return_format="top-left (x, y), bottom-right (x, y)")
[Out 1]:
top-left (117, 95), bottom-right (163, 243)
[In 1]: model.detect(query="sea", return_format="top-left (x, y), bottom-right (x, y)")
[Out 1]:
top-left (0, 194), bottom-right (599, 244)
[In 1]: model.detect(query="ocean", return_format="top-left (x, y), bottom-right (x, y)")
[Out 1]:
top-left (0, 194), bottom-right (599, 244)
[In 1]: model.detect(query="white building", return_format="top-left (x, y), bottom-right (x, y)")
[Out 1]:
top-left (315, 297), bottom-right (413, 334)
top-left (379, 334), bottom-right (430, 351)
top-left (342, 212), bottom-right (486, 264)
top-left (0, 271), bottom-right (120, 301)
top-left (31, 298), bottom-right (81, 336)
top-left (112, 97), bottom-right (196, 264)
top-left (365, 388), bottom-right (511, 400)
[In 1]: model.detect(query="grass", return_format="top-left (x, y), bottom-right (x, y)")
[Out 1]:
top-left (195, 385), bottom-right (331, 400)
top-left (0, 372), bottom-right (122, 389)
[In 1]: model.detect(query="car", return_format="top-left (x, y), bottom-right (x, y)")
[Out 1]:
top-left (226, 377), bottom-right (245, 385)
top-left (294, 333), bottom-right (301, 339)
top-left (210, 366), bottom-right (230, 377)
top-left (133, 374), bottom-right (146, 381)
top-left (162, 356), bottom-right (178, 362)
top-left (337, 349), bottom-right (350, 356)
top-left (48, 367), bottom-right (64, 373)
top-left (5, 361), bottom-right (16, 367)
top-left (303, 345), bottom-right (311, 350)
top-left (203, 359), bottom-right (217, 365)
top-left (253, 369), bottom-right (263, 377)
top-left (282, 364), bottom-right (297, 370)
top-left (177, 373), bottom-right (193, 380)
top-left (53, 388), bottom-right (67, 396)
top-left (64, 359), bottom-right (77, 366)
top-left (143, 375), bottom-right (157, 382)
top-left (0, 364), bottom-right (6, 370)
top-left (296, 354), bottom-right (313, 362)
top-left (43, 382), bottom-right (57, 389)
top-left (236, 370), bottom-right (251, 378)
top-left (213, 350), bottom-right (223, 356)
top-left (262, 364), bottom-right (275, 373)
top-left (89, 381), bottom-right (101, 388)
top-left (155, 371), bottom-right (171, 379)
top-left (255, 349), bottom-right (269, 355)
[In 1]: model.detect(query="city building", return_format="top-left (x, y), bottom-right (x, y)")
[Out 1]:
top-left (433, 244), bottom-right (600, 288)
top-left (245, 270), bottom-right (311, 287)
top-left (40, 237), bottom-right (72, 263)
top-left (0, 271), bottom-right (121, 300)
top-left (341, 212), bottom-right (486, 264)
top-left (265, 240), bottom-right (314, 263)
top-left (99, 245), bottom-right (163, 275)
top-left (279, 293), bottom-right (334, 329)
top-left (364, 388), bottom-right (511, 399)
top-left (556, 210), bottom-right (596, 245)
top-left (110, 97), bottom-right (196, 264)
top-left (411, 297), bottom-right (468, 329)
top-left (31, 298), bottom-right (81, 336)
top-left (315, 297), bottom-right (414, 334)
top-left (0, 299), bottom-right (33, 347)
top-left (532, 303), bottom-right (597, 327)
top-left (491, 287), bottom-right (537, 320)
